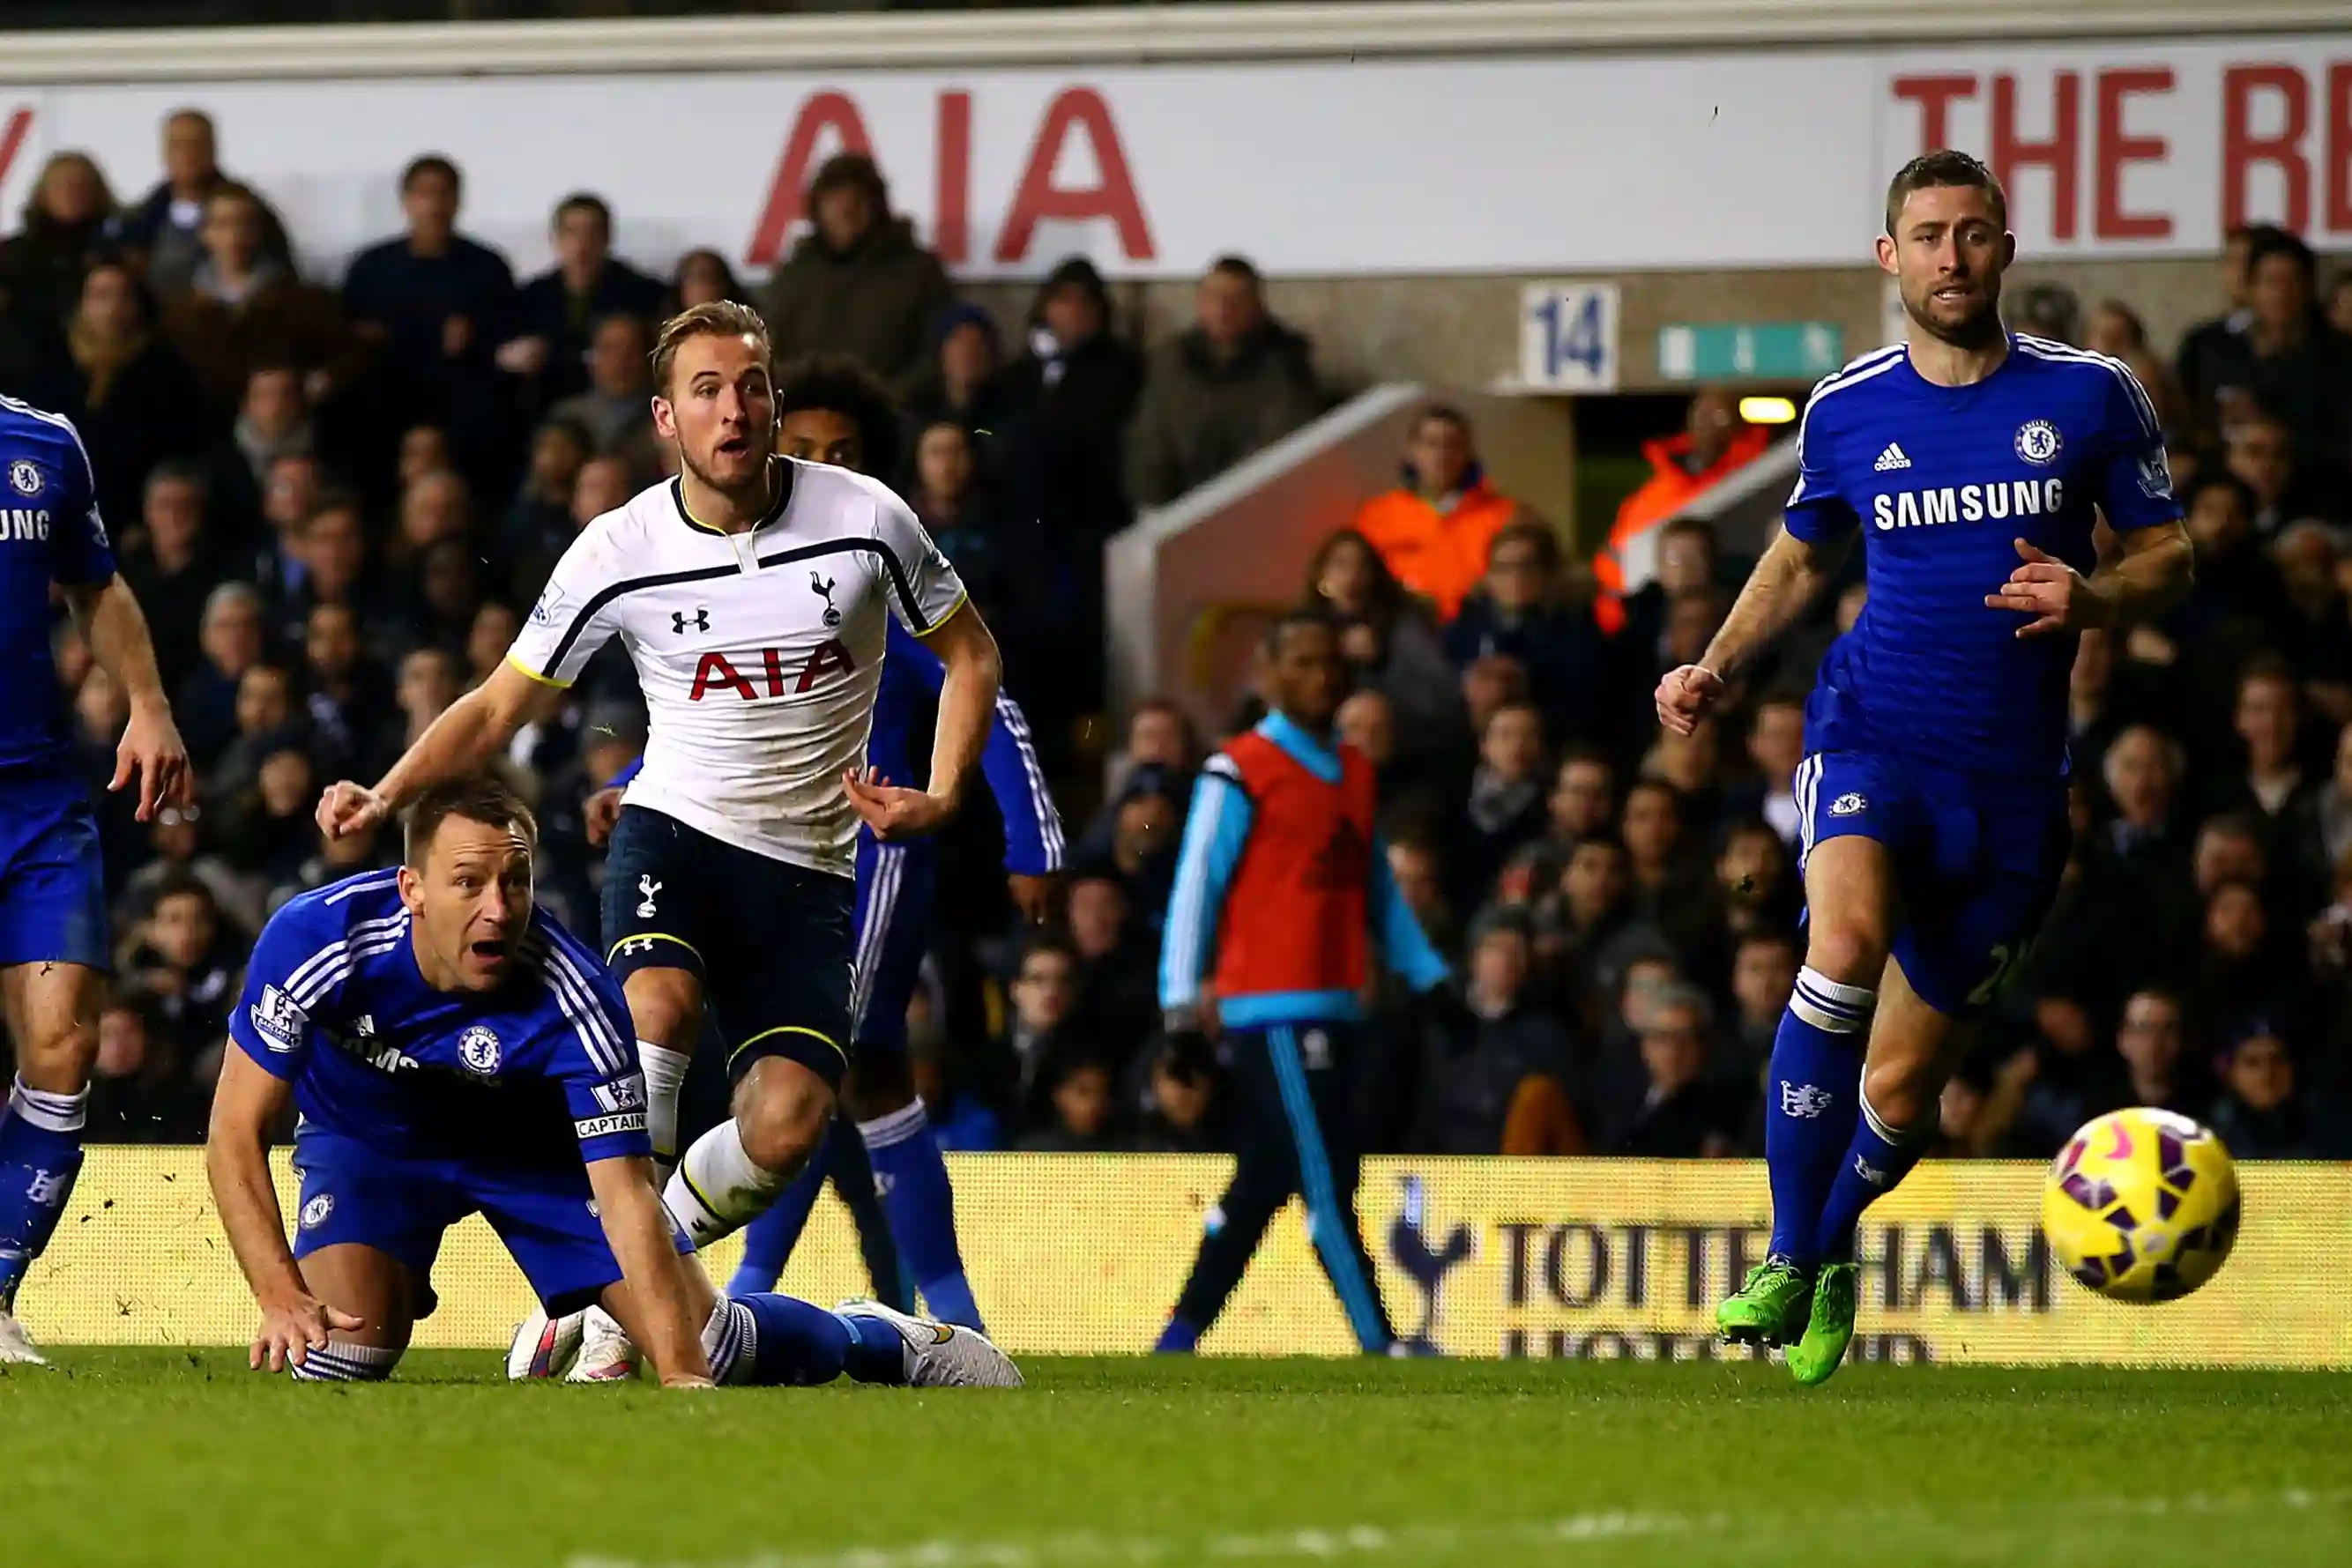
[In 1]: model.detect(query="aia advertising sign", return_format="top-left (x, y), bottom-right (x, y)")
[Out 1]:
top-left (0, 35), bottom-right (2341, 279)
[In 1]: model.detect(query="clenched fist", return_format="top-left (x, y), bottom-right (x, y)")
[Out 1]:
top-left (1655, 664), bottom-right (1726, 737)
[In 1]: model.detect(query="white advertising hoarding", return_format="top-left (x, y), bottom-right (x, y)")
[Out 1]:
top-left (0, 35), bottom-right (2339, 281)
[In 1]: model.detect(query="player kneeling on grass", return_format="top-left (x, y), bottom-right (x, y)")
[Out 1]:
top-left (205, 775), bottom-right (1017, 1389)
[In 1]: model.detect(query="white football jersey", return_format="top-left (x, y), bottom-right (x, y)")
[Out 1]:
top-left (505, 459), bottom-right (966, 877)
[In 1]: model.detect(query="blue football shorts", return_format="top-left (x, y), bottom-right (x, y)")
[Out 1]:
top-left (1793, 749), bottom-right (2070, 1019)
top-left (0, 762), bottom-right (109, 971)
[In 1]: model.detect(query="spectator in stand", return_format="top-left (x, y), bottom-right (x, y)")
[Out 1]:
top-left (1719, 692), bottom-right (1806, 848)
top-left (498, 415), bottom-right (591, 598)
top-left (0, 152), bottom-right (120, 328)
top-left (1066, 870), bottom-right (1157, 1060)
top-left (118, 873), bottom-right (241, 1074)
top-left (1443, 520), bottom-right (1608, 747)
top-left (1127, 255), bottom-right (1321, 508)
top-left (246, 450), bottom-right (319, 604)
top-left (1386, 835), bottom-right (1457, 964)
top-left (59, 259), bottom-right (206, 527)
top-left (2145, 472), bottom-right (2289, 753)
top-left (279, 492), bottom-right (384, 648)
top-left (1712, 819), bottom-right (1797, 952)
top-left (204, 362), bottom-right (313, 544)
top-left (1545, 749), bottom-right (1616, 851)
top-left (1595, 393), bottom-right (1766, 635)
top-left (107, 108), bottom-right (291, 301)
top-left (1604, 982), bottom-right (1736, 1156)
top-left (117, 462), bottom-right (226, 678)
top-left (2079, 725), bottom-right (2199, 988)
top-left (339, 154), bottom-right (516, 489)
top-left (362, 645), bottom-right (460, 784)
top-left (299, 600), bottom-right (390, 775)
top-left (908, 420), bottom-right (997, 583)
top-left (1621, 778), bottom-right (1699, 910)
top-left (1642, 719), bottom-right (1724, 836)
top-left (997, 937), bottom-right (1082, 1104)
top-left (496, 192), bottom-right (666, 409)
top-left (2208, 1024), bottom-right (2347, 1158)
top-left (2065, 629), bottom-right (2138, 789)
top-left (1132, 1040), bottom-right (1226, 1154)
top-left (2176, 225), bottom-right (2266, 435)
top-left (162, 182), bottom-right (365, 416)
top-left (2192, 877), bottom-right (2310, 1048)
top-left (398, 426), bottom-right (451, 495)
top-left (2113, 986), bottom-right (2214, 1122)
top-left (1355, 405), bottom-right (1530, 621)
top-left (213, 739), bottom-right (323, 891)
top-left (393, 467), bottom-right (473, 568)
top-left (2185, 229), bottom-right (2352, 472)
top-left (206, 662), bottom-right (301, 810)
top-left (2206, 656), bottom-right (2320, 829)
top-left (902, 303), bottom-right (1005, 461)
top-left (2301, 724), bottom-right (2352, 883)
top-left (1993, 989), bottom-right (2130, 1158)
top-left (1415, 911), bottom-right (1582, 1155)
top-left (667, 247), bottom-right (747, 312)
top-left (1539, 834), bottom-right (1656, 1037)
top-left (2192, 812), bottom-right (2273, 904)
top-left (1106, 782), bottom-right (1183, 932)
top-left (2084, 299), bottom-right (2189, 438)
top-left (465, 600), bottom-right (520, 688)
top-left (179, 582), bottom-right (267, 768)
top-left (760, 152), bottom-right (951, 390)
top-left (1455, 701), bottom-right (1548, 911)
top-left (998, 256), bottom-right (1143, 542)
top-left (2269, 522), bottom-right (2352, 718)
top-left (1728, 931), bottom-right (1799, 1090)
top-left (2013, 280), bottom-right (2081, 346)
top-left (1304, 528), bottom-right (1464, 752)
top-left (1610, 516), bottom-right (1719, 676)
top-left (550, 311), bottom-right (657, 458)
top-left (86, 987), bottom-right (211, 1144)
top-left (1022, 1056), bottom-right (1121, 1153)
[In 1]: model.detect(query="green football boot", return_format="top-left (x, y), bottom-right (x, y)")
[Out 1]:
top-left (1716, 1255), bottom-right (1813, 1348)
top-left (1785, 1261), bottom-right (1859, 1386)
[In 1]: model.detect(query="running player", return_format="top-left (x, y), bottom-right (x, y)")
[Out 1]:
top-left (1658, 151), bottom-right (2192, 1385)
top-left (209, 775), bottom-right (1016, 1387)
top-left (315, 302), bottom-right (1002, 1373)
top-left (0, 394), bottom-right (192, 1364)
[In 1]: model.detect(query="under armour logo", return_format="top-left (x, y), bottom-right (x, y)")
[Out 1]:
top-left (810, 571), bottom-right (840, 627)
top-left (636, 874), bottom-right (662, 918)
top-left (617, 937), bottom-right (656, 958)
top-left (672, 608), bottom-right (711, 635)
top-left (26, 1169), bottom-right (68, 1207)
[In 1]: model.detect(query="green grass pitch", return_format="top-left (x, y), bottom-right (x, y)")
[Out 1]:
top-left (4, 1352), bottom-right (2347, 1567)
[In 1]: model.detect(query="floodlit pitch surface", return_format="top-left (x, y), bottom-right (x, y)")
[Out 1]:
top-left (4, 1354), bottom-right (2347, 1567)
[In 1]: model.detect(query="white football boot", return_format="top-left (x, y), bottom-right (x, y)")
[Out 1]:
top-left (0, 1311), bottom-right (50, 1367)
top-left (506, 1305), bottom-right (584, 1380)
top-left (565, 1304), bottom-right (642, 1382)
top-left (837, 1298), bottom-right (1022, 1387)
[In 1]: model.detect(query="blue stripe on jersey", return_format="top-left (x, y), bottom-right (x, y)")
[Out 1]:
top-left (1782, 334), bottom-right (2181, 778)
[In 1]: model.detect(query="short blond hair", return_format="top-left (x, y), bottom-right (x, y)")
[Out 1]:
top-left (651, 300), bottom-right (771, 394)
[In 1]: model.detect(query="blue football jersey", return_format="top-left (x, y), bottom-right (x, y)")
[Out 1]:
top-left (0, 396), bottom-right (115, 770)
top-left (866, 618), bottom-right (1064, 875)
top-left (227, 870), bottom-right (648, 1166)
top-left (1784, 334), bottom-right (2181, 778)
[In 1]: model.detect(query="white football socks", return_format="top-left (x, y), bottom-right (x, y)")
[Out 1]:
top-left (663, 1119), bottom-right (788, 1249)
top-left (638, 1041), bottom-right (693, 1175)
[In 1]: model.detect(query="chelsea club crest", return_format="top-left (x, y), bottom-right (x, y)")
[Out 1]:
top-left (8, 458), bottom-right (40, 495)
top-left (458, 1024), bottom-right (502, 1076)
top-left (2013, 420), bottom-right (2063, 465)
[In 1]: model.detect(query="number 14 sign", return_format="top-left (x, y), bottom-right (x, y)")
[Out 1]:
top-left (1520, 282), bottom-right (1620, 394)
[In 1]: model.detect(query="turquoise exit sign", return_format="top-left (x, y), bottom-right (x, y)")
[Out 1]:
top-left (1656, 322), bottom-right (1844, 382)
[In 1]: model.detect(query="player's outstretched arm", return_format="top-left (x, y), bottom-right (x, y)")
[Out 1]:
top-left (1984, 522), bottom-right (2192, 639)
top-left (205, 1049), bottom-right (361, 1371)
top-left (316, 659), bottom-right (566, 840)
top-left (62, 576), bottom-right (193, 823)
top-left (585, 1156), bottom-right (717, 1388)
top-left (1657, 527), bottom-right (1855, 734)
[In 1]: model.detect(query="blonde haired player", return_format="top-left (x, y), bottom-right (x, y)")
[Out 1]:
top-left (317, 301), bottom-right (1002, 1378)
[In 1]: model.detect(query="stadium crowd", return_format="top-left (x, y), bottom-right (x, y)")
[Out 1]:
top-left (3, 112), bottom-right (2350, 1162)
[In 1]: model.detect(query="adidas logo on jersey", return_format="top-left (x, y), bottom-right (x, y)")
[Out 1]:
top-left (1873, 442), bottom-right (1911, 472)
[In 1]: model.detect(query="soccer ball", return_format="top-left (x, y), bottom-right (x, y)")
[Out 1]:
top-left (2041, 1108), bottom-right (2241, 1303)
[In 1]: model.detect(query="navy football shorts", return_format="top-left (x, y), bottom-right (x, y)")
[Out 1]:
top-left (289, 1124), bottom-right (686, 1318)
top-left (0, 763), bottom-right (109, 971)
top-left (1794, 748), bottom-right (2070, 1019)
top-left (601, 806), bottom-right (854, 1089)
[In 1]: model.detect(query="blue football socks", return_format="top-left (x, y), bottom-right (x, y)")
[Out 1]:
top-left (860, 1100), bottom-right (982, 1330)
top-left (1815, 1088), bottom-right (1930, 1265)
top-left (0, 1076), bottom-right (88, 1312)
top-left (1762, 969), bottom-right (1874, 1270)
